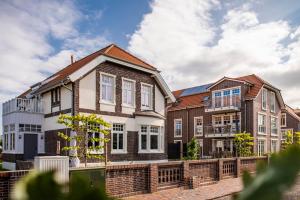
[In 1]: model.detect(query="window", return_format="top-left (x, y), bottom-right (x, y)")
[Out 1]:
top-left (174, 119), bottom-right (182, 137)
top-left (214, 92), bottom-right (222, 108)
top-left (262, 89), bottom-right (267, 110)
top-left (232, 88), bottom-right (240, 95)
top-left (111, 124), bottom-right (126, 153)
top-left (51, 87), bottom-right (60, 106)
top-left (4, 134), bottom-right (9, 151)
top-left (223, 116), bottom-right (231, 125)
top-left (139, 125), bottom-right (164, 153)
top-left (10, 124), bottom-right (15, 131)
top-left (271, 116), bottom-right (278, 135)
top-left (101, 73), bottom-right (115, 103)
top-left (281, 129), bottom-right (293, 140)
top-left (257, 139), bottom-right (265, 156)
top-left (214, 116), bottom-right (222, 125)
top-left (122, 79), bottom-right (135, 107)
top-left (87, 123), bottom-right (104, 154)
top-left (223, 90), bottom-right (230, 107)
top-left (194, 117), bottom-right (203, 136)
top-left (10, 133), bottom-right (15, 150)
top-left (141, 83), bottom-right (152, 110)
top-left (270, 92), bottom-right (276, 112)
top-left (281, 113), bottom-right (287, 127)
top-left (19, 124), bottom-right (42, 133)
top-left (258, 114), bottom-right (266, 134)
top-left (141, 125), bottom-right (148, 150)
top-left (271, 140), bottom-right (277, 153)
top-left (4, 125), bottom-right (8, 132)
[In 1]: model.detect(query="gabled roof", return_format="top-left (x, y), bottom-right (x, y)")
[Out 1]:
top-left (169, 74), bottom-right (284, 111)
top-left (32, 44), bottom-right (157, 94)
top-left (284, 105), bottom-right (300, 121)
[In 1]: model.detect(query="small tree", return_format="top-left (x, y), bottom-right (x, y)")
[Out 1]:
top-left (293, 132), bottom-right (300, 145)
top-left (233, 132), bottom-right (254, 157)
top-left (281, 130), bottom-right (293, 150)
top-left (186, 137), bottom-right (200, 160)
top-left (57, 114), bottom-right (111, 167)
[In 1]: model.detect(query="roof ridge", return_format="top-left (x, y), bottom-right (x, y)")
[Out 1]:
top-left (106, 44), bottom-right (156, 69)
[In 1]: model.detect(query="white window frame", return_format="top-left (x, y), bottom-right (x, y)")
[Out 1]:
top-left (111, 123), bottom-right (127, 154)
top-left (270, 116), bottom-right (278, 136)
top-left (87, 123), bottom-right (104, 154)
top-left (100, 72), bottom-right (116, 105)
top-left (194, 116), bottom-right (203, 136)
top-left (281, 113), bottom-right (287, 127)
top-left (212, 86), bottom-right (241, 108)
top-left (10, 132), bottom-right (15, 151)
top-left (139, 125), bottom-right (164, 153)
top-left (258, 113), bottom-right (267, 135)
top-left (122, 78), bottom-right (136, 108)
top-left (174, 119), bottom-right (182, 137)
top-left (262, 88), bottom-right (267, 111)
top-left (141, 82), bottom-right (153, 110)
top-left (271, 139), bottom-right (278, 153)
top-left (257, 139), bottom-right (266, 156)
top-left (270, 91), bottom-right (276, 113)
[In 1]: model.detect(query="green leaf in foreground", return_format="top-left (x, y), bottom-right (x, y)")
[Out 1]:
top-left (236, 145), bottom-right (300, 200)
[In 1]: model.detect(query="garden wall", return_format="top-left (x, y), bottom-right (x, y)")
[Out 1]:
top-left (0, 156), bottom-right (268, 199)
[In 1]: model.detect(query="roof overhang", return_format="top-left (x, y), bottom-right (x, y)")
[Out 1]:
top-left (207, 77), bottom-right (253, 90)
top-left (68, 55), bottom-right (176, 102)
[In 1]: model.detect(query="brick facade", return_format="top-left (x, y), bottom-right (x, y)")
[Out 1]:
top-left (167, 78), bottom-right (282, 157)
top-left (0, 170), bottom-right (30, 200)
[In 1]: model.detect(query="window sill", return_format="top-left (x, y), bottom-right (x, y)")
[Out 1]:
top-left (174, 135), bottom-right (182, 138)
top-left (257, 133), bottom-right (267, 136)
top-left (111, 150), bottom-right (127, 154)
top-left (122, 104), bottom-right (136, 109)
top-left (141, 107), bottom-right (153, 111)
top-left (271, 134), bottom-right (279, 137)
top-left (88, 151), bottom-right (104, 155)
top-left (99, 100), bottom-right (116, 106)
top-left (194, 134), bottom-right (203, 137)
top-left (138, 150), bottom-right (164, 154)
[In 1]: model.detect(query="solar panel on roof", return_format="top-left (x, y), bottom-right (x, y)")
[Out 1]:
top-left (180, 83), bottom-right (213, 97)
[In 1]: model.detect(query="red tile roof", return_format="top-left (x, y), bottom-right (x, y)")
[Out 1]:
top-left (30, 44), bottom-right (156, 94)
top-left (235, 74), bottom-right (264, 99)
top-left (168, 92), bottom-right (209, 111)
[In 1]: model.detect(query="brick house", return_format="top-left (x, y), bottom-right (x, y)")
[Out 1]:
top-left (280, 105), bottom-right (300, 141)
top-left (167, 75), bottom-right (285, 158)
top-left (2, 44), bottom-right (175, 170)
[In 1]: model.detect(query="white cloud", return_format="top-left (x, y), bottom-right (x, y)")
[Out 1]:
top-left (129, 0), bottom-right (300, 108)
top-left (0, 0), bottom-right (109, 102)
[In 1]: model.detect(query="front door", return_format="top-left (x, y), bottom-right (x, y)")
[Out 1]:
top-left (24, 134), bottom-right (38, 160)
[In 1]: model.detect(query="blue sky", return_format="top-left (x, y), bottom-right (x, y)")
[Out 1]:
top-left (1, 0), bottom-right (300, 131)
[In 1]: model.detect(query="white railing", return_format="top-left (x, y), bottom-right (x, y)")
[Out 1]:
top-left (205, 96), bottom-right (241, 112)
top-left (34, 156), bottom-right (69, 183)
top-left (2, 98), bottom-right (43, 115)
top-left (205, 124), bottom-right (240, 137)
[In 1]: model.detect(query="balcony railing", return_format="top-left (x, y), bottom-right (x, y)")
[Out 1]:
top-left (2, 98), bottom-right (43, 115)
top-left (205, 95), bottom-right (241, 112)
top-left (205, 124), bottom-right (240, 137)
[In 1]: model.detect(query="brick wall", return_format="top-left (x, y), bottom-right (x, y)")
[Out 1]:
top-left (0, 170), bottom-right (30, 200)
top-left (105, 156), bottom-right (268, 197)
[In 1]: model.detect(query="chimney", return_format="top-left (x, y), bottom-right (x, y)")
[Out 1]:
top-left (71, 54), bottom-right (74, 64)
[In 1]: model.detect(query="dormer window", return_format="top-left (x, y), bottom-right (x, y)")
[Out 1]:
top-left (51, 87), bottom-right (60, 107)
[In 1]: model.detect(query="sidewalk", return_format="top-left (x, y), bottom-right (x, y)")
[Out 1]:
top-left (124, 178), bottom-right (243, 200)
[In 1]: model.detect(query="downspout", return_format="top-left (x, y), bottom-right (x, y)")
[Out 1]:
top-left (186, 107), bottom-right (189, 157)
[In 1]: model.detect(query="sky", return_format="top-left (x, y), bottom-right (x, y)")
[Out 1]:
top-left (1, 0), bottom-right (300, 129)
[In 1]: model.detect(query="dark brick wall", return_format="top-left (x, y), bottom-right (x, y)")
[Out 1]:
top-left (45, 128), bottom-right (71, 156)
top-left (284, 111), bottom-right (300, 132)
top-left (0, 170), bottom-right (30, 200)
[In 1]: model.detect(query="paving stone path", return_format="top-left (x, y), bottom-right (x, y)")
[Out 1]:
top-left (124, 178), bottom-right (243, 200)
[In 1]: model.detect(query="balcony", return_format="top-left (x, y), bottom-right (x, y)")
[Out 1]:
top-left (2, 98), bottom-right (43, 115)
top-left (205, 124), bottom-right (240, 137)
top-left (205, 95), bottom-right (241, 113)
